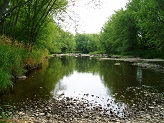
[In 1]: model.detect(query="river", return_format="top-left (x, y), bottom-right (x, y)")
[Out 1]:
top-left (0, 56), bottom-right (164, 119)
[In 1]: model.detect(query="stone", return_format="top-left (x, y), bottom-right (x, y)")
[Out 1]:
top-left (146, 114), bottom-right (151, 119)
top-left (39, 113), bottom-right (45, 116)
top-left (17, 76), bottom-right (27, 80)
top-left (18, 112), bottom-right (25, 116)
top-left (34, 113), bottom-right (39, 117)
top-left (148, 106), bottom-right (154, 109)
top-left (46, 113), bottom-right (51, 118)
top-left (114, 63), bottom-right (120, 66)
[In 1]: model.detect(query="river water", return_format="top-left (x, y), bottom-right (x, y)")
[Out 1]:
top-left (0, 56), bottom-right (164, 115)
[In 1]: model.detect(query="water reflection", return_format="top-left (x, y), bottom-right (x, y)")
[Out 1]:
top-left (136, 67), bottom-right (143, 84)
top-left (0, 56), bottom-right (163, 108)
top-left (52, 71), bottom-right (111, 100)
top-left (52, 70), bottom-right (126, 117)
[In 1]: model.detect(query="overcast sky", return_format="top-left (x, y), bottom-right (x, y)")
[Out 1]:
top-left (60, 0), bottom-right (128, 34)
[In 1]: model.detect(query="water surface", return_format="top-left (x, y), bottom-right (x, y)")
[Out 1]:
top-left (0, 56), bottom-right (163, 113)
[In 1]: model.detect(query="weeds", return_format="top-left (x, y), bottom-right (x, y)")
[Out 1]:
top-left (0, 36), bottom-right (49, 91)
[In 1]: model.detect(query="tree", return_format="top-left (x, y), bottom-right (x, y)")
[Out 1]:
top-left (0, 0), bottom-right (68, 46)
top-left (127, 0), bottom-right (164, 51)
top-left (100, 0), bottom-right (164, 57)
top-left (75, 33), bottom-right (100, 53)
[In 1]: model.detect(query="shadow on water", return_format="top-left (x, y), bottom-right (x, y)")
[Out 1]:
top-left (0, 56), bottom-right (163, 112)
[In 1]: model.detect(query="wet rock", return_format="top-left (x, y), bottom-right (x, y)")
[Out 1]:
top-left (114, 63), bottom-right (120, 66)
top-left (46, 113), bottom-right (51, 119)
top-left (39, 113), bottom-right (45, 116)
top-left (84, 114), bottom-right (89, 118)
top-left (146, 114), bottom-right (151, 119)
top-left (18, 112), bottom-right (25, 116)
top-left (5, 89), bottom-right (164, 123)
top-left (149, 106), bottom-right (155, 109)
top-left (17, 76), bottom-right (27, 80)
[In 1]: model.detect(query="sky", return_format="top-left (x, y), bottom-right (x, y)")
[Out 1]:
top-left (60, 0), bottom-right (128, 34)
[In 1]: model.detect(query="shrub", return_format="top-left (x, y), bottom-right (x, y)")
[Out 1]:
top-left (0, 69), bottom-right (12, 91)
top-left (0, 36), bottom-right (49, 91)
top-left (25, 48), bottom-right (49, 67)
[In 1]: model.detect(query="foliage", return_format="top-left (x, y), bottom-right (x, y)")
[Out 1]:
top-left (0, 0), bottom-right (77, 91)
top-left (0, 0), bottom-right (68, 45)
top-left (75, 33), bottom-right (101, 53)
top-left (73, 0), bottom-right (164, 58)
top-left (99, 0), bottom-right (164, 58)
top-left (25, 48), bottom-right (49, 67)
top-left (36, 22), bottom-right (76, 54)
top-left (0, 37), bottom-right (25, 90)
top-left (0, 0), bottom-right (164, 91)
top-left (0, 36), bottom-right (49, 91)
top-left (0, 68), bottom-right (12, 91)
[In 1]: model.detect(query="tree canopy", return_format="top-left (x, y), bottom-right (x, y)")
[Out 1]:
top-left (0, 0), bottom-right (68, 46)
top-left (0, 0), bottom-right (163, 57)
top-left (98, 0), bottom-right (164, 58)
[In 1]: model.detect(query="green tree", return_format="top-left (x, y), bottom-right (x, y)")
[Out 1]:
top-left (127, 0), bottom-right (164, 51)
top-left (0, 0), bottom-right (68, 46)
top-left (100, 0), bottom-right (164, 57)
top-left (75, 34), bottom-right (90, 53)
top-left (75, 33), bottom-right (100, 53)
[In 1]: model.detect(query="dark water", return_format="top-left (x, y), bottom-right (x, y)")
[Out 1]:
top-left (0, 56), bottom-right (164, 111)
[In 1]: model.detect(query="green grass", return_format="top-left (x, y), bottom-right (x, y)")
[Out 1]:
top-left (0, 36), bottom-right (49, 91)
top-left (0, 43), bottom-right (25, 91)
top-left (0, 69), bottom-right (12, 91)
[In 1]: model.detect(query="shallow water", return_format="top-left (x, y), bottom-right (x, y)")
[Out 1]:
top-left (0, 56), bottom-right (164, 114)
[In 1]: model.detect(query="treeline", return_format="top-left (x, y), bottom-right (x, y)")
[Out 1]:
top-left (75, 33), bottom-right (101, 54)
top-left (75, 0), bottom-right (164, 58)
top-left (1, 0), bottom-right (163, 58)
top-left (0, 0), bottom-right (76, 90)
top-left (0, 0), bottom-right (164, 90)
top-left (0, 0), bottom-right (76, 53)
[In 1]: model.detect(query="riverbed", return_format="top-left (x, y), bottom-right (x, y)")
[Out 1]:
top-left (0, 56), bottom-right (163, 122)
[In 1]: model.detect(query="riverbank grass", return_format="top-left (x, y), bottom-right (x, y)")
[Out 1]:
top-left (0, 36), bottom-right (49, 91)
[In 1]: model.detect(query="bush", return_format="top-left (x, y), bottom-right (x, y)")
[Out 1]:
top-left (0, 36), bottom-right (49, 91)
top-left (25, 48), bottom-right (49, 67)
top-left (0, 69), bottom-right (12, 91)
top-left (0, 43), bottom-right (25, 90)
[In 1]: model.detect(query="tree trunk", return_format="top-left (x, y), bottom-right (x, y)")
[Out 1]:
top-left (0, 0), bottom-right (9, 22)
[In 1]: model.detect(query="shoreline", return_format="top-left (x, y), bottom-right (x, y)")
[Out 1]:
top-left (1, 86), bottom-right (163, 123)
top-left (97, 57), bottom-right (164, 62)
top-left (1, 54), bottom-right (163, 122)
top-left (53, 53), bottom-right (164, 62)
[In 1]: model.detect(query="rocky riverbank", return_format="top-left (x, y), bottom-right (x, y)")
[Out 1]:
top-left (1, 86), bottom-right (163, 123)
top-left (98, 57), bottom-right (164, 62)
top-left (53, 53), bottom-right (108, 58)
top-left (54, 53), bottom-right (164, 71)
top-left (97, 57), bottom-right (164, 73)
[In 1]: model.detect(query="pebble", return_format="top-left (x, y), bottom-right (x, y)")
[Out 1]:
top-left (148, 106), bottom-right (154, 109)
top-left (17, 76), bottom-right (27, 80)
top-left (3, 87), bottom-right (163, 123)
top-left (18, 112), bottom-right (25, 116)
top-left (39, 113), bottom-right (45, 116)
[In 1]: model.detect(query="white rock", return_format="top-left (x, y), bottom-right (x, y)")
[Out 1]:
top-left (18, 76), bottom-right (27, 80)
top-left (39, 113), bottom-right (45, 116)
top-left (149, 106), bottom-right (154, 109)
top-left (114, 63), bottom-right (120, 65)
top-left (18, 112), bottom-right (25, 116)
